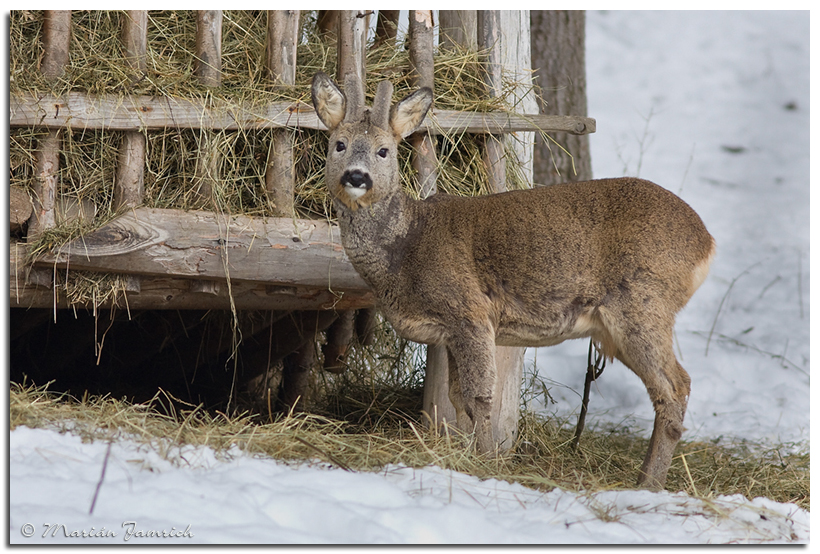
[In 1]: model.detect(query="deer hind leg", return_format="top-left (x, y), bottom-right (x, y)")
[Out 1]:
top-left (607, 316), bottom-right (690, 490)
top-left (445, 322), bottom-right (498, 454)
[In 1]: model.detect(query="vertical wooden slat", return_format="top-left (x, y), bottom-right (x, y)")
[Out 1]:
top-left (425, 11), bottom-right (533, 451)
top-left (115, 10), bottom-right (149, 294)
top-left (478, 10), bottom-right (506, 193)
top-left (194, 10), bottom-right (223, 87)
top-left (374, 10), bottom-right (400, 48)
top-left (191, 11), bottom-right (223, 295)
top-left (408, 10), bottom-right (438, 199)
top-left (423, 10), bottom-right (476, 433)
top-left (265, 10), bottom-right (299, 217)
top-left (439, 10), bottom-right (477, 51)
top-left (40, 10), bottom-right (71, 81)
top-left (28, 10), bottom-right (71, 289)
top-left (336, 10), bottom-right (367, 87)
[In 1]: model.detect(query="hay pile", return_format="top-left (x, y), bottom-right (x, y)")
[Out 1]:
top-left (10, 10), bottom-right (527, 230)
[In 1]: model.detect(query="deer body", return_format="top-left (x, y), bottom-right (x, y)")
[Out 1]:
top-left (312, 72), bottom-right (715, 489)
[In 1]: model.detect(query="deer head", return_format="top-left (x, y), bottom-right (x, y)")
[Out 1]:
top-left (311, 71), bottom-right (433, 211)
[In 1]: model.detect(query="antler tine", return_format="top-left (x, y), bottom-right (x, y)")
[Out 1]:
top-left (371, 80), bottom-right (394, 130)
top-left (342, 72), bottom-right (365, 122)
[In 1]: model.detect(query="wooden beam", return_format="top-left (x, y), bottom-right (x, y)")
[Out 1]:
top-left (31, 207), bottom-right (368, 290)
top-left (9, 92), bottom-right (595, 136)
top-left (11, 242), bottom-right (374, 311)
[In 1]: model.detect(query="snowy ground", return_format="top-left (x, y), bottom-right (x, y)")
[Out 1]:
top-left (7, 10), bottom-right (811, 544)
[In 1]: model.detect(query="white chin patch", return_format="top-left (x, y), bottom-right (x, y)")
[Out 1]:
top-left (344, 185), bottom-right (368, 200)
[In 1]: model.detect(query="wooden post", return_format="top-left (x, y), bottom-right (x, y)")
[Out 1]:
top-left (439, 10), bottom-right (478, 51)
top-left (530, 11), bottom-right (593, 183)
top-left (426, 11), bottom-right (534, 451)
top-left (114, 10), bottom-right (148, 294)
top-left (336, 10), bottom-right (367, 87)
top-left (192, 10), bottom-right (222, 211)
top-left (27, 10), bottom-right (71, 289)
top-left (265, 10), bottom-right (299, 218)
top-left (191, 10), bottom-right (223, 295)
top-left (408, 10), bottom-right (438, 198)
top-left (321, 10), bottom-right (371, 372)
top-left (374, 10), bottom-right (400, 48)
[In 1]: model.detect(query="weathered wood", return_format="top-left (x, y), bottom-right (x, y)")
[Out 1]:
top-left (336, 10), bottom-right (367, 86)
top-left (478, 10), bottom-right (506, 193)
top-left (11, 242), bottom-right (374, 311)
top-left (439, 11), bottom-right (478, 51)
top-left (409, 10), bottom-right (438, 198)
top-left (424, 11), bottom-right (532, 450)
top-left (374, 10), bottom-right (400, 48)
top-left (10, 186), bottom-right (33, 234)
top-left (266, 11), bottom-right (300, 217)
top-left (32, 208), bottom-right (368, 289)
top-left (193, 11), bottom-right (224, 207)
top-left (531, 10), bottom-right (593, 183)
top-left (121, 11), bottom-right (148, 83)
top-left (115, 11), bottom-right (148, 211)
top-left (9, 92), bottom-right (595, 135)
top-left (40, 11), bottom-right (71, 81)
top-left (195, 11), bottom-right (223, 87)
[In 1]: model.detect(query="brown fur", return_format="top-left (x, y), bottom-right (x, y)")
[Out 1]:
top-left (312, 72), bottom-right (715, 490)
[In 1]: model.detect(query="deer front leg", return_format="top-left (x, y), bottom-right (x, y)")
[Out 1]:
top-left (445, 322), bottom-right (498, 454)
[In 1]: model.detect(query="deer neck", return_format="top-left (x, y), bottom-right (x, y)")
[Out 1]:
top-left (334, 189), bottom-right (418, 287)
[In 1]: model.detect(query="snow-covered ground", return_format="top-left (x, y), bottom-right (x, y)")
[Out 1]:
top-left (7, 10), bottom-right (811, 544)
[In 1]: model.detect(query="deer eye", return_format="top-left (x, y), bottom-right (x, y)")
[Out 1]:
top-left (335, 141), bottom-right (346, 153)
top-left (377, 147), bottom-right (388, 158)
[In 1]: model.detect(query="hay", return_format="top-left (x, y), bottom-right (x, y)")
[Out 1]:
top-left (9, 380), bottom-right (809, 511)
top-left (10, 11), bottom-right (532, 226)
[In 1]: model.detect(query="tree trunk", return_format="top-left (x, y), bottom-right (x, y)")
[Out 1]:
top-left (530, 11), bottom-right (592, 185)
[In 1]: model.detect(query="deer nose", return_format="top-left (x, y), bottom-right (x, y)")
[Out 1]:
top-left (341, 169), bottom-right (373, 190)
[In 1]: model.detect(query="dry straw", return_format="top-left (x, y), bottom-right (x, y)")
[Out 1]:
top-left (10, 368), bottom-right (809, 512)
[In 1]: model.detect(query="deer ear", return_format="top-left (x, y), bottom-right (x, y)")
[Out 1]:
top-left (389, 87), bottom-right (433, 139)
top-left (312, 72), bottom-right (346, 131)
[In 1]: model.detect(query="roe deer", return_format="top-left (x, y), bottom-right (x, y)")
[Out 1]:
top-left (311, 71), bottom-right (715, 489)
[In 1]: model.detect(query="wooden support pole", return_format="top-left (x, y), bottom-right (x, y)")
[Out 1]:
top-left (115, 11), bottom-right (148, 293)
top-left (439, 10), bottom-right (478, 51)
top-left (408, 10), bottom-right (438, 199)
top-left (40, 10), bottom-right (71, 81)
top-left (192, 10), bottom-right (223, 295)
top-left (478, 10), bottom-right (507, 193)
top-left (192, 10), bottom-right (223, 212)
top-left (265, 10), bottom-right (299, 217)
top-left (374, 10), bottom-right (400, 48)
top-left (28, 10), bottom-right (71, 289)
top-left (336, 10), bottom-right (367, 87)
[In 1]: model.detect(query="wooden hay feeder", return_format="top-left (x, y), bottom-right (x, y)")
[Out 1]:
top-left (9, 10), bottom-right (594, 440)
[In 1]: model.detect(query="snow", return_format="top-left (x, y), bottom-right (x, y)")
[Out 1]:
top-left (6, 10), bottom-right (811, 545)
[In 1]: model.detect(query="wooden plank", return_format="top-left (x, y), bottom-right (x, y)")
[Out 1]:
top-left (11, 242), bottom-right (373, 311)
top-left (32, 208), bottom-right (369, 291)
top-left (9, 92), bottom-right (595, 135)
